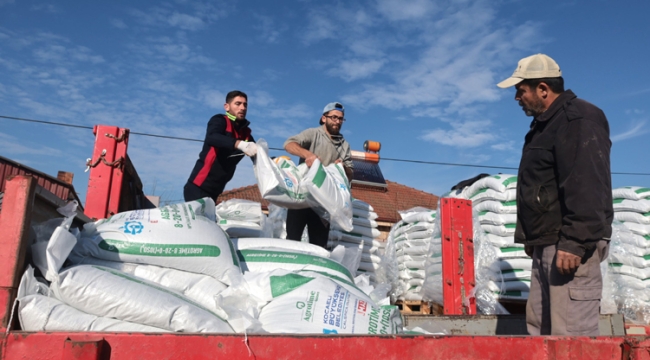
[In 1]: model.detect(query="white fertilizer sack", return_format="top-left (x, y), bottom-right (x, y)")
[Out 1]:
top-left (469, 188), bottom-right (517, 205)
top-left (254, 139), bottom-right (311, 209)
top-left (337, 225), bottom-right (381, 239)
top-left (17, 266), bottom-right (168, 333)
top-left (466, 174), bottom-right (518, 198)
top-left (621, 222), bottom-right (650, 236)
top-left (400, 211), bottom-right (437, 224)
top-left (352, 199), bottom-right (374, 212)
top-left (484, 234), bottom-right (519, 247)
top-left (613, 187), bottom-right (650, 201)
top-left (481, 223), bottom-right (516, 237)
top-left (216, 199), bottom-right (263, 223)
top-left (393, 222), bottom-right (436, 238)
top-left (50, 265), bottom-right (234, 333)
top-left (473, 200), bottom-right (518, 215)
top-left (303, 159), bottom-right (354, 232)
top-left (237, 248), bottom-right (354, 282)
top-left (615, 212), bottom-right (650, 225)
top-left (353, 216), bottom-right (378, 229)
top-left (232, 237), bottom-right (331, 258)
top-left (495, 246), bottom-right (528, 259)
top-left (76, 198), bottom-right (242, 285)
top-left (218, 219), bottom-right (265, 238)
top-left (478, 212), bottom-right (517, 226)
top-left (608, 263), bottom-right (650, 280)
top-left (613, 199), bottom-right (650, 213)
top-left (498, 258), bottom-right (532, 271)
top-left (67, 256), bottom-right (228, 315)
top-left (352, 207), bottom-right (378, 220)
top-left (243, 270), bottom-right (402, 334)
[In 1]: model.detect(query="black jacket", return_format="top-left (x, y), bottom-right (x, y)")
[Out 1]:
top-left (186, 114), bottom-right (254, 199)
top-left (515, 90), bottom-right (613, 258)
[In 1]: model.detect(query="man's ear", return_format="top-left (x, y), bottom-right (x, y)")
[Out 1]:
top-left (224, 103), bottom-right (230, 112)
top-left (537, 83), bottom-right (549, 99)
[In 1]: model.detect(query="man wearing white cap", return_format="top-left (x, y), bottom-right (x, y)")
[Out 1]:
top-left (498, 54), bottom-right (613, 336)
top-left (283, 102), bottom-right (354, 248)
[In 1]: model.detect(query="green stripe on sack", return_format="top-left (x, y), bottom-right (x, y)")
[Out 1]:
top-left (238, 249), bottom-right (353, 280)
top-left (636, 188), bottom-right (650, 194)
top-left (499, 247), bottom-right (524, 253)
top-left (505, 223), bottom-right (516, 229)
top-left (270, 273), bottom-right (315, 298)
top-left (479, 211), bottom-right (488, 216)
top-left (471, 188), bottom-right (488, 198)
top-left (502, 269), bottom-right (525, 274)
top-left (502, 176), bottom-right (518, 187)
top-left (98, 239), bottom-right (221, 257)
top-left (503, 200), bottom-right (517, 207)
top-left (613, 199), bottom-right (624, 204)
top-left (311, 164), bottom-right (327, 188)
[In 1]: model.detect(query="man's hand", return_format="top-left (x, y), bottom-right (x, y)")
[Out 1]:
top-left (556, 250), bottom-right (581, 275)
top-left (334, 159), bottom-right (342, 164)
top-left (236, 141), bottom-right (257, 157)
top-left (305, 154), bottom-right (319, 167)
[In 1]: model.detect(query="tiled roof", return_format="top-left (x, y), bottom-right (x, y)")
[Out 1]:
top-left (217, 180), bottom-right (438, 224)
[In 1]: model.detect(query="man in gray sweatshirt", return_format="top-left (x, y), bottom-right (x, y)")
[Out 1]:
top-left (283, 102), bottom-right (354, 248)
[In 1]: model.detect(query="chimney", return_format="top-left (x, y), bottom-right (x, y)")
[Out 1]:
top-left (57, 171), bottom-right (74, 185)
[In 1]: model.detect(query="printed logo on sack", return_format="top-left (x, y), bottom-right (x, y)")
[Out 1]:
top-left (284, 178), bottom-right (294, 188)
top-left (120, 221), bottom-right (144, 235)
top-left (296, 301), bottom-right (306, 309)
top-left (322, 329), bottom-right (338, 334)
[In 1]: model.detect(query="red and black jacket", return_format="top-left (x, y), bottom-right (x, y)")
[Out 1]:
top-left (186, 114), bottom-right (254, 199)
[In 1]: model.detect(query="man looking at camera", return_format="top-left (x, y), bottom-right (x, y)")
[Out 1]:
top-left (283, 102), bottom-right (354, 248)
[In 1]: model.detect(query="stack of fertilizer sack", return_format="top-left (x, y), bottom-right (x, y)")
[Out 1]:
top-left (329, 199), bottom-right (385, 285)
top-left (604, 186), bottom-right (650, 324)
top-left (462, 174), bottom-right (531, 302)
top-left (20, 198), bottom-right (403, 334)
top-left (215, 199), bottom-right (271, 238)
top-left (385, 207), bottom-right (438, 302)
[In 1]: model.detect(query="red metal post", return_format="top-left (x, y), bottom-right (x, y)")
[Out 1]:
top-left (0, 176), bottom-right (36, 332)
top-left (84, 125), bottom-right (129, 220)
top-left (440, 197), bottom-right (476, 315)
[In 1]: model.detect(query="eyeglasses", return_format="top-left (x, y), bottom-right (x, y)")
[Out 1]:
top-left (324, 115), bottom-right (345, 123)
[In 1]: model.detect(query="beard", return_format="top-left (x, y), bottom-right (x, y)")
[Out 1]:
top-left (519, 96), bottom-right (546, 117)
top-left (325, 122), bottom-right (340, 135)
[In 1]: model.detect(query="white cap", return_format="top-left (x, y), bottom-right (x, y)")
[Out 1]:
top-left (497, 54), bottom-right (562, 88)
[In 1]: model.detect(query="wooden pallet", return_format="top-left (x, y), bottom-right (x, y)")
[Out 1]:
top-left (395, 301), bottom-right (443, 315)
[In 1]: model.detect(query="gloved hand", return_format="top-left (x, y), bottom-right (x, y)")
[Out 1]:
top-left (236, 141), bottom-right (258, 157)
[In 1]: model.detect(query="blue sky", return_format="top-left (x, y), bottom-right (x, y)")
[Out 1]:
top-left (1, 0), bottom-right (649, 205)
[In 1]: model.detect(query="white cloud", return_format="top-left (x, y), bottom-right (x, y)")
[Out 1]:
top-left (168, 12), bottom-right (204, 31)
top-left (254, 14), bottom-right (286, 44)
top-left (31, 4), bottom-right (58, 13)
top-left (110, 18), bottom-right (128, 29)
top-left (420, 120), bottom-right (496, 147)
top-left (491, 140), bottom-right (517, 151)
top-left (329, 59), bottom-right (385, 81)
top-left (611, 121), bottom-right (648, 142)
top-left (201, 89), bottom-right (225, 109)
top-left (376, 0), bottom-right (438, 21)
top-left (127, 1), bottom-right (230, 31)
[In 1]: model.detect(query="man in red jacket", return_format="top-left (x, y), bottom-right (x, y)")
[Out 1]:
top-left (184, 90), bottom-right (257, 202)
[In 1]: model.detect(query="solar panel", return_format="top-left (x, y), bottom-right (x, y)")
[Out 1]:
top-left (351, 158), bottom-right (387, 187)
